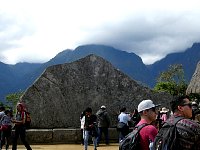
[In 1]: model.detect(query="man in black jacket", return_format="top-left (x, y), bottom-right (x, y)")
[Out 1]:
top-left (84, 107), bottom-right (98, 150)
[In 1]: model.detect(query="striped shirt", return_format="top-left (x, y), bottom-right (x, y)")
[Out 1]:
top-left (169, 115), bottom-right (200, 150)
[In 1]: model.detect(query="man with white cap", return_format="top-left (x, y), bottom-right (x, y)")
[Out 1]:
top-left (136, 99), bottom-right (160, 150)
top-left (96, 105), bottom-right (110, 146)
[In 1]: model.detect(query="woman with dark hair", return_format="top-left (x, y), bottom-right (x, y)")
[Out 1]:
top-left (129, 109), bottom-right (141, 127)
top-left (12, 103), bottom-right (32, 150)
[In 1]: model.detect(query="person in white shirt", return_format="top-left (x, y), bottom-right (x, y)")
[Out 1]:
top-left (80, 111), bottom-right (85, 145)
top-left (0, 106), bottom-right (5, 120)
top-left (117, 107), bottom-right (131, 142)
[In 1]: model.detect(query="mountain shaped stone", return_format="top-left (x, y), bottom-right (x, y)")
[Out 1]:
top-left (186, 61), bottom-right (200, 94)
top-left (21, 54), bottom-right (172, 128)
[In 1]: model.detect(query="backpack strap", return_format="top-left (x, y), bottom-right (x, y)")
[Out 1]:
top-left (174, 116), bottom-right (184, 124)
top-left (0, 114), bottom-right (6, 124)
top-left (166, 116), bottom-right (184, 126)
top-left (135, 123), bottom-right (149, 132)
top-left (20, 111), bottom-right (26, 124)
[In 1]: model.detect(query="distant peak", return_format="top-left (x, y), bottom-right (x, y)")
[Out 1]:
top-left (191, 42), bottom-right (200, 48)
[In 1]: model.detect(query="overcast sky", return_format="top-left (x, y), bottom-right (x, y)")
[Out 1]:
top-left (0, 0), bottom-right (200, 65)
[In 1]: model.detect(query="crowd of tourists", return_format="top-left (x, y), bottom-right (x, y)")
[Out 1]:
top-left (80, 95), bottom-right (200, 150)
top-left (0, 103), bottom-right (32, 150)
top-left (1, 95), bottom-right (200, 150)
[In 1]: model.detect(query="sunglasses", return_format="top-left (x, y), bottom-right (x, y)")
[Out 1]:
top-left (181, 103), bottom-right (192, 108)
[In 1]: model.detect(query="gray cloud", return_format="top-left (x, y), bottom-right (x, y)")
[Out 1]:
top-left (0, 12), bottom-right (36, 64)
top-left (0, 12), bottom-right (34, 54)
top-left (81, 12), bottom-right (200, 63)
top-left (1, 6), bottom-right (200, 64)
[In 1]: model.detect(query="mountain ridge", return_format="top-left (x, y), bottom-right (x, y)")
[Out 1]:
top-left (0, 43), bottom-right (200, 101)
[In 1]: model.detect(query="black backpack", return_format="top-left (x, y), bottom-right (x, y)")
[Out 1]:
top-left (25, 111), bottom-right (31, 129)
top-left (153, 116), bottom-right (183, 150)
top-left (119, 123), bottom-right (148, 150)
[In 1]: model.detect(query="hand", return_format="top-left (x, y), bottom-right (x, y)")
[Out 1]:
top-left (11, 119), bottom-right (16, 123)
top-left (89, 124), bottom-right (94, 128)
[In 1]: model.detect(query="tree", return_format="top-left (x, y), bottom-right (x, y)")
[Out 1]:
top-left (6, 92), bottom-right (24, 110)
top-left (154, 64), bottom-right (188, 96)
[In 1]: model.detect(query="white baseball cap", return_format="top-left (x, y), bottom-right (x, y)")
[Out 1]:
top-left (138, 99), bottom-right (160, 112)
top-left (101, 105), bottom-right (106, 109)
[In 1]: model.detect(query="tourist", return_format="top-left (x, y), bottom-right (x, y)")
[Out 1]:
top-left (129, 108), bottom-right (141, 127)
top-left (84, 107), bottom-right (98, 150)
top-left (160, 107), bottom-right (169, 122)
top-left (80, 110), bottom-right (85, 145)
top-left (137, 99), bottom-right (160, 150)
top-left (0, 109), bottom-right (12, 150)
top-left (11, 103), bottom-right (32, 150)
top-left (117, 107), bottom-right (131, 142)
top-left (191, 101), bottom-right (200, 122)
top-left (0, 106), bottom-right (5, 120)
top-left (96, 105), bottom-right (110, 146)
top-left (156, 95), bottom-right (200, 149)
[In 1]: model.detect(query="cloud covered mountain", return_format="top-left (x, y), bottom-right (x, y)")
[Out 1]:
top-left (0, 43), bottom-right (199, 101)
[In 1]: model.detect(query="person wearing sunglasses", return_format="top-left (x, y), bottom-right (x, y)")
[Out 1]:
top-left (164, 95), bottom-right (200, 149)
top-left (136, 99), bottom-right (160, 150)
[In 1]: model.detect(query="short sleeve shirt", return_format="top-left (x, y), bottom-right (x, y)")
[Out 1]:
top-left (118, 112), bottom-right (131, 125)
top-left (137, 119), bottom-right (158, 150)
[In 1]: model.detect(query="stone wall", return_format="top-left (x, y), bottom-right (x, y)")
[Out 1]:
top-left (25, 128), bottom-right (119, 144)
top-left (186, 61), bottom-right (200, 94)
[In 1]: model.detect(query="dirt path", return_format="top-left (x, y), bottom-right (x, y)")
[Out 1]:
top-left (12, 143), bottom-right (119, 150)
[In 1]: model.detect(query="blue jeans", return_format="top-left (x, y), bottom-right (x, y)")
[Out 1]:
top-left (97, 127), bottom-right (109, 144)
top-left (84, 130), bottom-right (97, 150)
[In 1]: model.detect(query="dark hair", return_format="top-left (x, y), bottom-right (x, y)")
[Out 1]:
top-left (5, 110), bottom-right (11, 115)
top-left (0, 106), bottom-right (5, 111)
top-left (85, 107), bottom-right (92, 113)
top-left (80, 111), bottom-right (85, 119)
top-left (134, 109), bottom-right (138, 114)
top-left (170, 95), bottom-right (190, 113)
top-left (120, 107), bottom-right (126, 113)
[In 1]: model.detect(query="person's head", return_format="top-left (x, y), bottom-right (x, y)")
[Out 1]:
top-left (16, 103), bottom-right (24, 112)
top-left (138, 99), bottom-right (160, 123)
top-left (80, 111), bottom-right (85, 119)
top-left (100, 105), bottom-right (106, 110)
top-left (120, 107), bottom-right (126, 113)
top-left (5, 110), bottom-right (12, 116)
top-left (134, 109), bottom-right (138, 114)
top-left (0, 106), bottom-right (5, 112)
top-left (170, 95), bottom-right (192, 118)
top-left (191, 101), bottom-right (198, 110)
top-left (160, 107), bottom-right (169, 114)
top-left (85, 107), bottom-right (92, 116)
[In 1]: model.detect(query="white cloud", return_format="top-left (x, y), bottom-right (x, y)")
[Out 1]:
top-left (0, 0), bottom-right (200, 64)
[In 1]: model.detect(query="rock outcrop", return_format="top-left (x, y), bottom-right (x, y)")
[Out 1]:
top-left (21, 54), bottom-right (172, 128)
top-left (186, 61), bottom-right (200, 94)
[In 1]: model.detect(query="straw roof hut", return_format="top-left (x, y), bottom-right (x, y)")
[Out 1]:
top-left (186, 61), bottom-right (200, 94)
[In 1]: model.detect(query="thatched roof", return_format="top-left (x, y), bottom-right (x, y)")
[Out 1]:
top-left (186, 61), bottom-right (200, 94)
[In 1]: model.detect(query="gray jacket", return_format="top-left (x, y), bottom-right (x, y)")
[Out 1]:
top-left (96, 109), bottom-right (110, 128)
